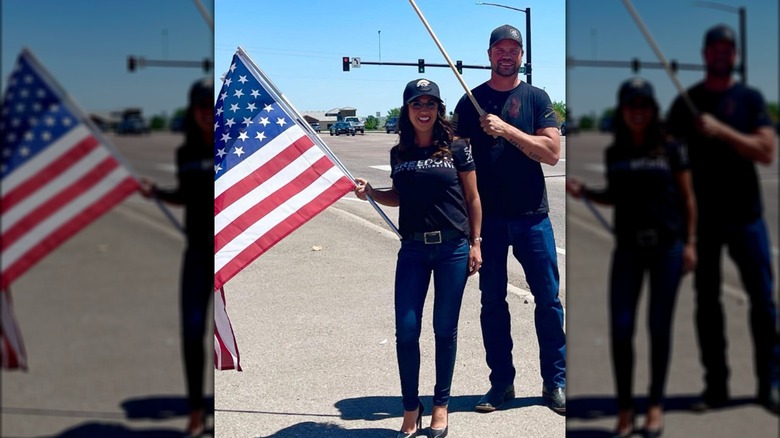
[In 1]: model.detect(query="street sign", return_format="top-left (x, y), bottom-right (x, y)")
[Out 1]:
top-left (352, 57), bottom-right (361, 68)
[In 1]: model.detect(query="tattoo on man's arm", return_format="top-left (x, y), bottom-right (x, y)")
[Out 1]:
top-left (508, 138), bottom-right (543, 162)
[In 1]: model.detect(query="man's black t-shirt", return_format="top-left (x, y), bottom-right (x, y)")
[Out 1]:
top-left (603, 140), bottom-right (690, 247)
top-left (667, 82), bottom-right (771, 227)
top-left (452, 81), bottom-right (559, 218)
top-left (390, 139), bottom-right (475, 238)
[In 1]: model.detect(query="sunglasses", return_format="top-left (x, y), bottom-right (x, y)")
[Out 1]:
top-left (409, 100), bottom-right (439, 110)
top-left (625, 100), bottom-right (654, 110)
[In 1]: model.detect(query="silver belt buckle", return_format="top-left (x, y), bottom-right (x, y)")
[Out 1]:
top-left (637, 229), bottom-right (658, 246)
top-left (424, 231), bottom-right (442, 244)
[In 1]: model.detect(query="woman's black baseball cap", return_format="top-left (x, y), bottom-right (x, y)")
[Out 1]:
top-left (403, 78), bottom-right (442, 105)
top-left (618, 77), bottom-right (657, 106)
top-left (189, 77), bottom-right (213, 107)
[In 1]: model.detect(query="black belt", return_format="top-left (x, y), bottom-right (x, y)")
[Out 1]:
top-left (404, 230), bottom-right (464, 244)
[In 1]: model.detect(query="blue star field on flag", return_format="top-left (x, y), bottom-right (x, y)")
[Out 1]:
top-left (1, 54), bottom-right (79, 177)
top-left (214, 54), bottom-right (294, 179)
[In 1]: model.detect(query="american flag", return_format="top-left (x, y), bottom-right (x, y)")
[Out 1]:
top-left (0, 49), bottom-right (138, 368)
top-left (1, 289), bottom-right (27, 370)
top-left (1, 49), bottom-right (138, 288)
top-left (213, 48), bottom-right (354, 370)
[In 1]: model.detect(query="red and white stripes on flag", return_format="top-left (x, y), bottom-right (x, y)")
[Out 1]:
top-left (214, 287), bottom-right (240, 371)
top-left (1, 49), bottom-right (138, 290)
top-left (1, 289), bottom-right (27, 370)
top-left (212, 49), bottom-right (354, 370)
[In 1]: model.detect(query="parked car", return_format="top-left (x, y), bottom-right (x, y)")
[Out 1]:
top-left (599, 114), bottom-right (614, 132)
top-left (385, 116), bottom-right (399, 134)
top-left (116, 117), bottom-right (150, 135)
top-left (560, 118), bottom-right (578, 136)
top-left (309, 122), bottom-right (321, 133)
top-left (169, 114), bottom-right (185, 132)
top-left (329, 121), bottom-right (355, 136)
top-left (343, 116), bottom-right (365, 135)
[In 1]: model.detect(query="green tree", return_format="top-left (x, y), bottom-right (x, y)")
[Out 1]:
top-left (579, 115), bottom-right (595, 131)
top-left (551, 101), bottom-right (566, 125)
top-left (365, 115), bottom-right (378, 130)
top-left (767, 101), bottom-right (778, 124)
top-left (387, 107), bottom-right (401, 119)
top-left (599, 107), bottom-right (615, 132)
top-left (150, 114), bottom-right (167, 131)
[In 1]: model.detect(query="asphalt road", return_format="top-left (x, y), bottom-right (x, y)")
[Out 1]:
top-left (565, 132), bottom-right (779, 437)
top-left (1, 132), bottom-right (214, 437)
top-left (8, 129), bottom-right (774, 437)
top-left (214, 131), bottom-right (568, 437)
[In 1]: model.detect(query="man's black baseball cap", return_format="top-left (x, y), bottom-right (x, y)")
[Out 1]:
top-left (704, 24), bottom-right (737, 48)
top-left (618, 77), bottom-right (656, 106)
top-left (403, 78), bottom-right (441, 105)
top-left (489, 24), bottom-right (523, 48)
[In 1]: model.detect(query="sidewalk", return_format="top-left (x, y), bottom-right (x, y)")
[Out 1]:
top-left (214, 202), bottom-right (566, 437)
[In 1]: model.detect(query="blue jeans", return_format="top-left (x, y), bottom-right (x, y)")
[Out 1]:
top-left (395, 238), bottom-right (470, 411)
top-left (479, 214), bottom-right (566, 390)
top-left (610, 241), bottom-right (683, 409)
top-left (180, 246), bottom-right (213, 411)
top-left (694, 218), bottom-right (779, 393)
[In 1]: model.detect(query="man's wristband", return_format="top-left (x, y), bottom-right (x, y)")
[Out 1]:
top-left (470, 236), bottom-right (482, 245)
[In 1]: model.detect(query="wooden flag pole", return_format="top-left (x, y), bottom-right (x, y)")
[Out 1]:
top-left (20, 48), bottom-right (184, 234)
top-left (407, 0), bottom-right (485, 117)
top-left (621, 0), bottom-right (699, 116)
top-left (235, 47), bottom-right (402, 238)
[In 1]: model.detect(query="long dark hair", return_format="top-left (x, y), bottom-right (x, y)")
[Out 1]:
top-left (394, 101), bottom-right (454, 162)
top-left (183, 104), bottom-right (211, 151)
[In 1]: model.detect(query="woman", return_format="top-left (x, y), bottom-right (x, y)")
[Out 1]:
top-left (354, 78), bottom-right (482, 438)
top-left (566, 78), bottom-right (697, 438)
top-left (139, 78), bottom-right (214, 437)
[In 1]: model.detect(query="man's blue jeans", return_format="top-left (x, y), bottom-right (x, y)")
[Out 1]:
top-left (694, 217), bottom-right (779, 394)
top-left (395, 237), bottom-right (470, 411)
top-left (479, 214), bottom-right (566, 390)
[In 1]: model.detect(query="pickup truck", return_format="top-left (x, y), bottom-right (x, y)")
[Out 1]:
top-left (343, 116), bottom-right (365, 135)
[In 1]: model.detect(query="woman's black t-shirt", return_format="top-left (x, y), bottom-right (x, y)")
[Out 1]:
top-left (604, 139), bottom-right (690, 248)
top-left (390, 139), bottom-right (475, 238)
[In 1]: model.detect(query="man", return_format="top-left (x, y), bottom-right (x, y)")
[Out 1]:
top-left (667, 24), bottom-right (779, 414)
top-left (452, 24), bottom-right (566, 414)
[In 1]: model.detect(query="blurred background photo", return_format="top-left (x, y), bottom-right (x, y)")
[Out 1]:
top-left (1, 1), bottom-right (215, 436)
top-left (565, 0), bottom-right (778, 437)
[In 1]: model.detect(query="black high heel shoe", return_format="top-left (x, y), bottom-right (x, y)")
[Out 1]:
top-left (611, 409), bottom-right (635, 438)
top-left (429, 406), bottom-right (448, 438)
top-left (397, 402), bottom-right (424, 438)
top-left (643, 404), bottom-right (664, 437)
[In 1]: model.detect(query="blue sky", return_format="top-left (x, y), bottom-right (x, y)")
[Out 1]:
top-left (215, 0), bottom-right (566, 119)
top-left (1, 0), bottom-right (214, 117)
top-left (567, 0), bottom-right (778, 120)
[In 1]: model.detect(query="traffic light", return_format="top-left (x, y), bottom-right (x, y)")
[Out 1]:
top-left (127, 56), bottom-right (136, 72)
top-left (418, 59), bottom-right (425, 73)
top-left (342, 56), bottom-right (350, 72)
top-left (456, 60), bottom-right (463, 74)
top-left (203, 58), bottom-right (212, 73)
top-left (631, 58), bottom-right (640, 73)
top-left (670, 60), bottom-right (678, 73)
